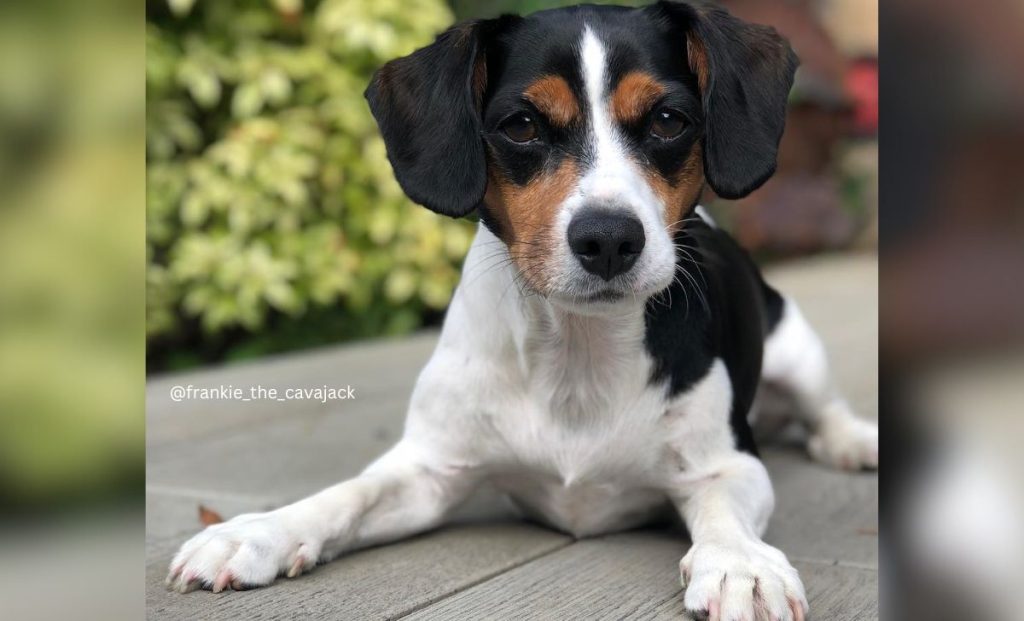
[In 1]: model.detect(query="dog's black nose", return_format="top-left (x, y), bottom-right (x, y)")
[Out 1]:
top-left (567, 211), bottom-right (646, 281)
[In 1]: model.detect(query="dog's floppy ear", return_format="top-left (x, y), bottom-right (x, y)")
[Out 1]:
top-left (365, 19), bottom-right (507, 217)
top-left (653, 2), bottom-right (798, 199)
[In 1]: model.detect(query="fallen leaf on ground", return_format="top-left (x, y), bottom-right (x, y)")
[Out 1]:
top-left (199, 504), bottom-right (224, 526)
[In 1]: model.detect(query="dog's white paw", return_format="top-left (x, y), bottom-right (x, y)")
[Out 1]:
top-left (680, 538), bottom-right (807, 621)
top-left (808, 411), bottom-right (878, 471)
top-left (166, 510), bottom-right (322, 593)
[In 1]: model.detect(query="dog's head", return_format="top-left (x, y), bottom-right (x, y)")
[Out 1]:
top-left (366, 1), bottom-right (796, 311)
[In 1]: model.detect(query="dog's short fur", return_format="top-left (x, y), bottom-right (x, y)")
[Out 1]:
top-left (168, 3), bottom-right (878, 618)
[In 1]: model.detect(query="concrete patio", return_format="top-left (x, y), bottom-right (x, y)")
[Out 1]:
top-left (146, 253), bottom-right (878, 620)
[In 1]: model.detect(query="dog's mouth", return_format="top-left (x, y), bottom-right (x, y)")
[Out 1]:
top-left (578, 289), bottom-right (626, 303)
top-left (548, 283), bottom-right (635, 309)
top-left (545, 270), bottom-right (676, 309)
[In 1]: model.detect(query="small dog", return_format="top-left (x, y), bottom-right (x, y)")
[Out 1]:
top-left (167, 3), bottom-right (878, 618)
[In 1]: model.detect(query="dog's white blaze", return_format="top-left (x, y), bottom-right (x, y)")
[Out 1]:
top-left (580, 27), bottom-right (626, 188)
top-left (567, 26), bottom-right (676, 296)
top-left (579, 27), bottom-right (649, 205)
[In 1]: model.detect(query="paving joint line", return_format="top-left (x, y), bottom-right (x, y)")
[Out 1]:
top-left (789, 555), bottom-right (877, 571)
top-left (388, 538), bottom-right (577, 620)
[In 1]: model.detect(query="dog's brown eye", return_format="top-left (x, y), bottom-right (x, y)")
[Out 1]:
top-left (500, 113), bottom-right (538, 143)
top-left (650, 108), bottom-right (686, 139)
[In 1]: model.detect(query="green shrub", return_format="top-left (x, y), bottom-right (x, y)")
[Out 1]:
top-left (146, 0), bottom-right (474, 369)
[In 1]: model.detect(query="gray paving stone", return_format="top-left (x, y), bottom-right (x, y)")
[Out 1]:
top-left (792, 560), bottom-right (878, 621)
top-left (147, 333), bottom-right (439, 449)
top-left (146, 523), bottom-right (571, 621)
top-left (404, 530), bottom-right (685, 621)
top-left (146, 488), bottom-right (279, 541)
top-left (147, 394), bottom-right (409, 500)
top-left (645, 560), bottom-right (878, 620)
top-left (763, 448), bottom-right (878, 568)
top-left (404, 531), bottom-right (877, 621)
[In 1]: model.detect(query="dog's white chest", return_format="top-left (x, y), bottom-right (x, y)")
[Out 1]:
top-left (423, 267), bottom-right (739, 538)
top-left (479, 346), bottom-right (736, 537)
top-left (486, 338), bottom-right (676, 536)
top-left (491, 405), bottom-right (671, 536)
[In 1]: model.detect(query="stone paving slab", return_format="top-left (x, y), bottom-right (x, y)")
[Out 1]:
top-left (146, 333), bottom-right (439, 450)
top-left (763, 449), bottom-right (878, 568)
top-left (404, 530), bottom-right (877, 621)
top-left (147, 523), bottom-right (571, 621)
top-left (146, 252), bottom-right (878, 620)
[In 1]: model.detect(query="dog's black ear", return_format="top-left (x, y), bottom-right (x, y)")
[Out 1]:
top-left (365, 20), bottom-right (507, 217)
top-left (653, 2), bottom-right (798, 199)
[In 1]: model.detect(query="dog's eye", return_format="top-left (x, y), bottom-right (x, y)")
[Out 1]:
top-left (650, 108), bottom-right (686, 140)
top-left (500, 113), bottom-right (539, 143)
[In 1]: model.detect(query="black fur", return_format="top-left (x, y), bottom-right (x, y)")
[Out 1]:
top-left (367, 2), bottom-right (795, 212)
top-left (650, 1), bottom-right (798, 199)
top-left (645, 220), bottom-right (775, 455)
top-left (365, 18), bottom-right (516, 217)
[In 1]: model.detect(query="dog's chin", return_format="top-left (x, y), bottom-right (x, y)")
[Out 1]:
top-left (545, 276), bottom-right (673, 317)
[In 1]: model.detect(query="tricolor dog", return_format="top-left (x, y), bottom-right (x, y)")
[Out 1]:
top-left (167, 3), bottom-right (878, 618)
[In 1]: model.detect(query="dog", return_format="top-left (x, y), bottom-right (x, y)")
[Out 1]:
top-left (166, 3), bottom-right (878, 618)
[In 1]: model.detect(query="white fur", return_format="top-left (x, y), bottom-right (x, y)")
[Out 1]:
top-left (694, 204), bottom-right (717, 228)
top-left (763, 297), bottom-right (879, 470)
top-left (166, 27), bottom-right (877, 621)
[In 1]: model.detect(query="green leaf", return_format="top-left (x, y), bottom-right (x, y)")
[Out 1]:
top-left (232, 82), bottom-right (264, 118)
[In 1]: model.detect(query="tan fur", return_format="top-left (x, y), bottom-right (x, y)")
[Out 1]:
top-left (472, 53), bottom-right (488, 112)
top-left (686, 33), bottom-right (710, 94)
top-left (524, 76), bottom-right (581, 128)
top-left (484, 159), bottom-right (580, 291)
top-left (645, 143), bottom-right (705, 233)
top-left (611, 72), bottom-right (666, 125)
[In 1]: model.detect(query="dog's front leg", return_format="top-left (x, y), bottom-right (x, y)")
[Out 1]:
top-left (672, 452), bottom-right (808, 621)
top-left (166, 440), bottom-right (479, 593)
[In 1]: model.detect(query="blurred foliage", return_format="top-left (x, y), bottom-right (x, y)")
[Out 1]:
top-left (450, 0), bottom-right (640, 20)
top-left (147, 0), bottom-right (475, 370)
top-left (0, 0), bottom-right (143, 512)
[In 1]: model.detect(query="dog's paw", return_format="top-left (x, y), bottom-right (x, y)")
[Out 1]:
top-left (166, 510), bottom-right (322, 593)
top-left (680, 538), bottom-right (807, 621)
top-left (808, 410), bottom-right (878, 471)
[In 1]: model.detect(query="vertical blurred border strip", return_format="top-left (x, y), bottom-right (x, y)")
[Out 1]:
top-left (0, 0), bottom-right (144, 619)
top-left (881, 0), bottom-right (1024, 619)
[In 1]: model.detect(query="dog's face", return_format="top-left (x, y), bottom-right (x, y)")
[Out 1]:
top-left (367, 2), bottom-right (796, 310)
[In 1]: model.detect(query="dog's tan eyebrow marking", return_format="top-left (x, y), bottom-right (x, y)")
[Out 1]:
top-left (610, 72), bottom-right (667, 125)
top-left (524, 76), bottom-right (581, 127)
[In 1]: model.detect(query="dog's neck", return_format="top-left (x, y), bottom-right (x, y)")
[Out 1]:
top-left (519, 296), bottom-right (652, 421)
top-left (451, 225), bottom-right (655, 418)
top-left (519, 293), bottom-right (648, 365)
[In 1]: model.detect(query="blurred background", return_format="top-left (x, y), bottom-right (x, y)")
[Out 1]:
top-left (881, 0), bottom-right (1024, 619)
top-left (144, 0), bottom-right (878, 373)
top-left (0, 0), bottom-right (144, 618)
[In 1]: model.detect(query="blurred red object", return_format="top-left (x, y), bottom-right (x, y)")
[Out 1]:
top-left (713, 0), bottom-right (868, 257)
top-left (847, 57), bottom-right (879, 136)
